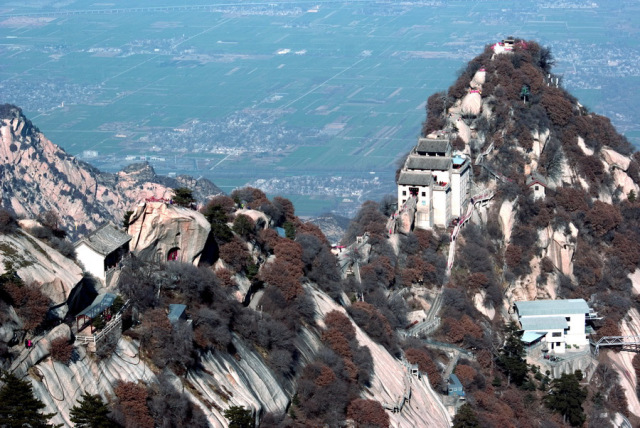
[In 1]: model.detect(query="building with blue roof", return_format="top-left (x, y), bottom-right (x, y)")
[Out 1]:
top-left (168, 304), bottom-right (187, 323)
top-left (448, 374), bottom-right (465, 398)
top-left (514, 299), bottom-right (600, 354)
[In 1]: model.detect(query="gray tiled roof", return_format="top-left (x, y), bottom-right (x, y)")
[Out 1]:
top-left (398, 171), bottom-right (433, 186)
top-left (406, 155), bottom-right (452, 171)
top-left (75, 222), bottom-right (131, 256)
top-left (515, 299), bottom-right (589, 317)
top-left (520, 316), bottom-right (568, 331)
top-left (416, 138), bottom-right (450, 154)
top-left (526, 171), bottom-right (548, 187)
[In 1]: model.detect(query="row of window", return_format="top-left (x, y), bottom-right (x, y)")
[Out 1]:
top-left (401, 190), bottom-right (426, 197)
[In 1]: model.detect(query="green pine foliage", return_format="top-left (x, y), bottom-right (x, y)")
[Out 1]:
top-left (452, 403), bottom-right (480, 428)
top-left (172, 187), bottom-right (196, 207)
top-left (544, 372), bottom-right (587, 427)
top-left (283, 221), bottom-right (296, 240)
top-left (202, 203), bottom-right (233, 243)
top-left (122, 210), bottom-right (134, 229)
top-left (223, 405), bottom-right (253, 428)
top-left (232, 214), bottom-right (255, 238)
top-left (0, 371), bottom-right (59, 428)
top-left (497, 322), bottom-right (528, 386)
top-left (70, 392), bottom-right (114, 428)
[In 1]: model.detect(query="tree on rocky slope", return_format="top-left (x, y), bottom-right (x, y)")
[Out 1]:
top-left (0, 371), bottom-right (59, 427)
top-left (452, 403), bottom-right (480, 428)
top-left (172, 187), bottom-right (196, 207)
top-left (544, 372), bottom-right (587, 427)
top-left (70, 392), bottom-right (114, 428)
top-left (224, 405), bottom-right (254, 428)
top-left (497, 322), bottom-right (528, 386)
top-left (346, 399), bottom-right (389, 428)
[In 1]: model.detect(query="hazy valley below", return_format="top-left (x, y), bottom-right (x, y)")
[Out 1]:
top-left (1, 0), bottom-right (639, 217)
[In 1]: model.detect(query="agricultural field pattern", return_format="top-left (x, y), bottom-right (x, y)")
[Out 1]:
top-left (1, 0), bottom-right (639, 217)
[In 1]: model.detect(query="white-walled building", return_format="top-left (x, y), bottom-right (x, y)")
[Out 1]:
top-left (514, 299), bottom-right (600, 354)
top-left (74, 223), bottom-right (131, 282)
top-left (526, 172), bottom-right (547, 201)
top-left (396, 137), bottom-right (471, 229)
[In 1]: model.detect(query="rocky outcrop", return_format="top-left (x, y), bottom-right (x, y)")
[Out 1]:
top-left (127, 201), bottom-right (212, 265)
top-left (540, 224), bottom-right (577, 276)
top-left (461, 92), bottom-right (482, 116)
top-left (308, 286), bottom-right (451, 427)
top-left (397, 197), bottom-right (417, 235)
top-left (0, 106), bottom-right (221, 239)
top-left (234, 209), bottom-right (269, 229)
top-left (498, 198), bottom-right (517, 243)
top-left (0, 229), bottom-right (83, 317)
top-left (189, 337), bottom-right (290, 426)
top-left (25, 332), bottom-right (290, 428)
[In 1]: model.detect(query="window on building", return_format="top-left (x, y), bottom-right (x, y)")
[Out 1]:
top-left (402, 190), bottom-right (406, 196)
top-left (565, 317), bottom-right (571, 322)
top-left (535, 185), bottom-right (539, 191)
top-left (552, 332), bottom-right (561, 337)
top-left (402, 199), bottom-right (406, 204)
top-left (421, 192), bottom-right (426, 197)
top-left (556, 342), bottom-right (561, 346)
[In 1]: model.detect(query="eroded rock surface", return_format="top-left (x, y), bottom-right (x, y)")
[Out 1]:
top-left (128, 201), bottom-right (212, 265)
top-left (0, 107), bottom-right (221, 239)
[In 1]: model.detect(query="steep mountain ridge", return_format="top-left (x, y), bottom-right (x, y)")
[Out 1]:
top-left (0, 104), bottom-right (221, 239)
top-left (2, 39), bottom-right (640, 428)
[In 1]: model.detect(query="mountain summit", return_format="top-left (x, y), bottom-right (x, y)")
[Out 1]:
top-left (0, 104), bottom-right (221, 238)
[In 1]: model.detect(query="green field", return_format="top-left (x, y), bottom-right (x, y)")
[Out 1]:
top-left (1, 0), bottom-right (639, 216)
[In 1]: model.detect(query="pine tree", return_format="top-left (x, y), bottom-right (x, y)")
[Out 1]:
top-left (223, 405), bottom-right (253, 428)
top-left (122, 210), bottom-right (134, 229)
top-left (172, 187), bottom-right (196, 207)
top-left (497, 321), bottom-right (528, 386)
top-left (452, 403), bottom-right (479, 428)
top-left (283, 221), bottom-right (296, 240)
top-left (0, 371), bottom-right (59, 428)
top-left (70, 392), bottom-right (114, 428)
top-left (545, 372), bottom-right (587, 427)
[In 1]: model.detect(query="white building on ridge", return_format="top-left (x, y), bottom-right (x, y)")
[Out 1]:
top-left (396, 137), bottom-right (471, 229)
top-left (74, 223), bottom-right (131, 283)
top-left (514, 299), bottom-right (600, 354)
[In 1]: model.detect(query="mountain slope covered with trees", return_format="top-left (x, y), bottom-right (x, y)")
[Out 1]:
top-left (1, 39), bottom-right (640, 427)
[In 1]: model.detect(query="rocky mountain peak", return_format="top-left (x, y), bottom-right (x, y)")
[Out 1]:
top-left (0, 104), bottom-right (222, 239)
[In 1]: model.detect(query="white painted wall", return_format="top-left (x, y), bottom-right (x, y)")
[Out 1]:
top-left (544, 329), bottom-right (566, 354)
top-left (432, 188), bottom-right (449, 227)
top-left (532, 184), bottom-right (546, 201)
top-left (75, 243), bottom-right (105, 281)
top-left (565, 313), bottom-right (588, 346)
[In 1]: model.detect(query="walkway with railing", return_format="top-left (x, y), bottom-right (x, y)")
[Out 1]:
top-left (75, 300), bottom-right (130, 346)
top-left (590, 335), bottom-right (640, 356)
top-left (475, 142), bottom-right (494, 165)
top-left (446, 188), bottom-right (494, 276)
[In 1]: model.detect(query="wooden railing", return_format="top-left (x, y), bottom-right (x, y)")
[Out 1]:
top-left (75, 300), bottom-right (130, 345)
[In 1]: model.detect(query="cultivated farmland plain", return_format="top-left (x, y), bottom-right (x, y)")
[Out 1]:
top-left (1, 0), bottom-right (638, 217)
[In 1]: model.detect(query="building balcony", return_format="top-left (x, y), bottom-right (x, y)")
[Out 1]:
top-left (586, 311), bottom-right (602, 321)
top-left (433, 181), bottom-right (450, 191)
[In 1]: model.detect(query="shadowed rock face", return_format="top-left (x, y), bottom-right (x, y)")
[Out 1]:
top-left (0, 229), bottom-right (83, 318)
top-left (127, 201), bottom-right (212, 265)
top-left (0, 105), bottom-right (222, 240)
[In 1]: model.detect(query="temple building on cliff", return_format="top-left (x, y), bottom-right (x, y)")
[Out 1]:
top-left (396, 136), bottom-right (471, 230)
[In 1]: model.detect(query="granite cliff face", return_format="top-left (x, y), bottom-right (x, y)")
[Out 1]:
top-left (127, 201), bottom-right (213, 265)
top-left (0, 228), bottom-right (83, 319)
top-left (0, 105), bottom-right (221, 239)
